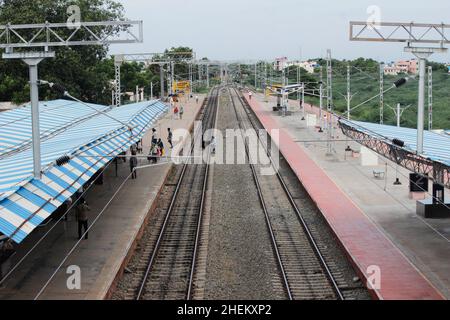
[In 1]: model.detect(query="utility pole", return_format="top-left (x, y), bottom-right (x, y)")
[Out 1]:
top-left (150, 82), bottom-right (154, 100)
top-left (189, 63), bottom-right (193, 97)
top-left (282, 67), bottom-right (287, 116)
top-left (428, 65), bottom-right (433, 131)
top-left (387, 103), bottom-right (412, 128)
top-left (297, 62), bottom-right (301, 103)
top-left (160, 63), bottom-right (165, 99)
top-left (255, 62), bottom-right (257, 88)
top-left (379, 62), bottom-right (385, 124)
top-left (326, 49), bottom-right (334, 155)
top-left (319, 65), bottom-right (324, 132)
top-left (264, 62), bottom-right (267, 88)
top-left (206, 63), bottom-right (210, 88)
top-left (170, 61), bottom-right (175, 95)
top-left (114, 57), bottom-right (122, 107)
top-left (347, 64), bottom-right (351, 120)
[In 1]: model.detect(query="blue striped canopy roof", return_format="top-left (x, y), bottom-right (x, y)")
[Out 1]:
top-left (0, 99), bottom-right (168, 243)
top-left (341, 119), bottom-right (450, 167)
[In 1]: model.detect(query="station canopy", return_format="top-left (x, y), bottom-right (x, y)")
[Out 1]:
top-left (340, 119), bottom-right (450, 167)
top-left (0, 99), bottom-right (167, 243)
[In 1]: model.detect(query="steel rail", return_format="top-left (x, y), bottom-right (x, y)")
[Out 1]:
top-left (187, 88), bottom-right (219, 300)
top-left (227, 87), bottom-right (293, 300)
top-left (232, 86), bottom-right (344, 300)
top-left (136, 88), bottom-right (218, 300)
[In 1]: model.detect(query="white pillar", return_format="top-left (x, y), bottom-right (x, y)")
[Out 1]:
top-left (417, 57), bottom-right (426, 154)
top-left (24, 58), bottom-right (43, 179)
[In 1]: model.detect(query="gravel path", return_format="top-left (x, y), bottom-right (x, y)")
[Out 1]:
top-left (203, 89), bottom-right (284, 300)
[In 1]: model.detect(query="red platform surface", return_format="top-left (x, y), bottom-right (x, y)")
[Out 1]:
top-left (244, 94), bottom-right (444, 300)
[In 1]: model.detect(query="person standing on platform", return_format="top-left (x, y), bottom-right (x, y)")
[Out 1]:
top-left (210, 136), bottom-right (217, 154)
top-left (195, 95), bottom-right (199, 104)
top-left (137, 139), bottom-right (143, 154)
top-left (130, 151), bottom-right (138, 179)
top-left (249, 91), bottom-right (253, 100)
top-left (167, 128), bottom-right (173, 149)
top-left (76, 199), bottom-right (90, 240)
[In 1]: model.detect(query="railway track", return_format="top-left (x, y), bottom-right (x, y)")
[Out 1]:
top-left (125, 88), bottom-right (219, 300)
top-left (227, 86), bottom-right (345, 300)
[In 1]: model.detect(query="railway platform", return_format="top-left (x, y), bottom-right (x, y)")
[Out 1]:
top-left (244, 92), bottom-right (448, 300)
top-left (0, 95), bottom-right (205, 300)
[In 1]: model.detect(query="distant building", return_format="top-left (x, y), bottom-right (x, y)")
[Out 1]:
top-left (274, 57), bottom-right (288, 71)
top-left (384, 59), bottom-right (418, 75)
top-left (285, 60), bottom-right (319, 74)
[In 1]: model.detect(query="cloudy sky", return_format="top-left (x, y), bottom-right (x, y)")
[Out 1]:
top-left (112, 0), bottom-right (450, 62)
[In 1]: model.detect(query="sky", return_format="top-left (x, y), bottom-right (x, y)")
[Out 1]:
top-left (111, 0), bottom-right (450, 63)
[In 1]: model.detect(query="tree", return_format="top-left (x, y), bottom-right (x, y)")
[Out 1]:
top-left (0, 0), bottom-right (124, 105)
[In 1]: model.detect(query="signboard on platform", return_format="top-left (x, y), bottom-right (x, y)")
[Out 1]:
top-left (173, 81), bottom-right (191, 94)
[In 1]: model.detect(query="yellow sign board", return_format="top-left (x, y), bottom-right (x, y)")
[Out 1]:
top-left (173, 81), bottom-right (191, 94)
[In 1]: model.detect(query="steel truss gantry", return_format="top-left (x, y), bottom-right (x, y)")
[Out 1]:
top-left (339, 120), bottom-right (450, 189)
top-left (0, 20), bottom-right (143, 179)
top-left (350, 21), bottom-right (448, 155)
top-left (113, 51), bottom-right (195, 107)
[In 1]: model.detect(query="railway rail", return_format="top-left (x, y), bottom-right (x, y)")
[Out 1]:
top-left (128, 87), bottom-right (219, 300)
top-left (227, 86), bottom-right (346, 300)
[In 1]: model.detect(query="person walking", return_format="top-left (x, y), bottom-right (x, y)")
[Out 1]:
top-left (167, 128), bottom-right (173, 149)
top-left (174, 105), bottom-right (179, 119)
top-left (76, 199), bottom-right (90, 240)
top-left (249, 91), bottom-right (253, 100)
top-left (151, 128), bottom-right (157, 146)
top-left (179, 105), bottom-right (184, 120)
top-left (157, 138), bottom-right (165, 158)
top-left (195, 95), bottom-right (199, 104)
top-left (130, 151), bottom-right (138, 179)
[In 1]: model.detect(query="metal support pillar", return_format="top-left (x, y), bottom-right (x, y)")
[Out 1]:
top-left (416, 56), bottom-right (427, 154)
top-left (24, 58), bottom-right (43, 179)
top-left (428, 65), bottom-right (433, 131)
top-left (379, 63), bottom-right (384, 124)
top-left (170, 61), bottom-right (175, 95)
top-left (255, 62), bottom-right (257, 88)
top-left (319, 66), bottom-right (323, 131)
top-left (150, 82), bottom-right (154, 100)
top-left (206, 64), bottom-right (210, 88)
top-left (160, 63), bottom-right (165, 99)
top-left (326, 49), bottom-right (334, 154)
top-left (347, 64), bottom-right (351, 120)
top-left (114, 61), bottom-right (121, 107)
